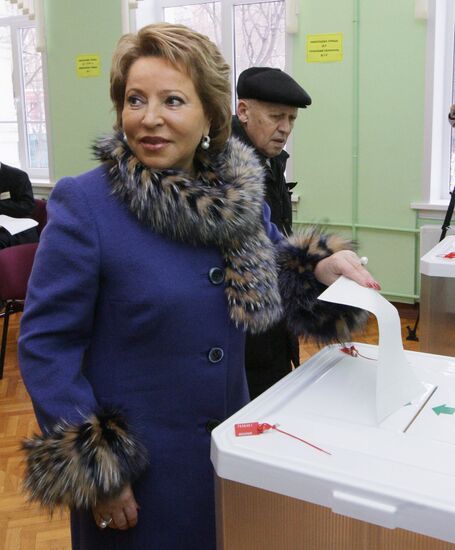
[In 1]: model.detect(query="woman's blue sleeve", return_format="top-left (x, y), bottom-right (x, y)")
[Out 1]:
top-left (18, 177), bottom-right (100, 433)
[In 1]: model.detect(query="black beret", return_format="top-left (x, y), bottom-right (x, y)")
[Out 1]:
top-left (237, 67), bottom-right (311, 108)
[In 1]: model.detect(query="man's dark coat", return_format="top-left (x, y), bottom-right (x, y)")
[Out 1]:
top-left (231, 116), bottom-right (300, 398)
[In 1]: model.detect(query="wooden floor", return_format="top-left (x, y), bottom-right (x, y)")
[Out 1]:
top-left (0, 313), bottom-right (71, 550)
top-left (0, 306), bottom-right (420, 550)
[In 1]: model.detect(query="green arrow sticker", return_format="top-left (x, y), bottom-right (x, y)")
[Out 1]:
top-left (432, 404), bottom-right (455, 416)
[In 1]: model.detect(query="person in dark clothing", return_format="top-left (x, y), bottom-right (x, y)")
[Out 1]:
top-left (0, 162), bottom-right (39, 248)
top-left (232, 67), bottom-right (312, 398)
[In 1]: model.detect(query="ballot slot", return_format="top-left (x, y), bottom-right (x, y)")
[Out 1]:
top-left (380, 383), bottom-right (438, 433)
top-left (402, 385), bottom-right (438, 432)
top-left (403, 382), bottom-right (455, 444)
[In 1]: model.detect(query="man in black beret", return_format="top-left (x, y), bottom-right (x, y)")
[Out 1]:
top-left (232, 67), bottom-right (311, 399)
top-left (0, 162), bottom-right (39, 249)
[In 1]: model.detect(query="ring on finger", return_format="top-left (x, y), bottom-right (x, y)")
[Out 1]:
top-left (99, 517), bottom-right (113, 529)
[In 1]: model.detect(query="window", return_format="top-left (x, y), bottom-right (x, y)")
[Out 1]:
top-left (136, 0), bottom-right (287, 104)
top-left (160, 3), bottom-right (221, 45)
top-left (232, 2), bottom-right (285, 76)
top-left (0, 0), bottom-right (49, 179)
top-left (420, 0), bottom-right (455, 206)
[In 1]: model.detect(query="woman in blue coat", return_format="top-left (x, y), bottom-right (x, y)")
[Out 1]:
top-left (19, 23), bottom-right (377, 550)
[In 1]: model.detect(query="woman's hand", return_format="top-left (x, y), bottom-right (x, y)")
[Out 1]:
top-left (314, 250), bottom-right (381, 289)
top-left (92, 484), bottom-right (140, 531)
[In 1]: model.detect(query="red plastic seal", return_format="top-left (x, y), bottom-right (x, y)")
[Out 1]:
top-left (234, 422), bottom-right (273, 436)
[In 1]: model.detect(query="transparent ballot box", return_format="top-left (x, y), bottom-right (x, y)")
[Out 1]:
top-left (420, 235), bottom-right (455, 356)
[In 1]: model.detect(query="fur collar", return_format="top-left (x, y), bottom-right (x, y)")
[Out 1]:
top-left (94, 132), bottom-right (283, 333)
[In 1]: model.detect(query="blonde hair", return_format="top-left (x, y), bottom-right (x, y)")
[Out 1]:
top-left (110, 23), bottom-right (232, 157)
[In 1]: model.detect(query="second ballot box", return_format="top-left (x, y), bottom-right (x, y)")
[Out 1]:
top-left (420, 235), bottom-right (455, 356)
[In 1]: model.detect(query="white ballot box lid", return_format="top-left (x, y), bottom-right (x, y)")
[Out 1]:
top-left (420, 235), bottom-right (455, 277)
top-left (211, 343), bottom-right (455, 544)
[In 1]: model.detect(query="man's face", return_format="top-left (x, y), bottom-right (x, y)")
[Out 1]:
top-left (237, 99), bottom-right (298, 158)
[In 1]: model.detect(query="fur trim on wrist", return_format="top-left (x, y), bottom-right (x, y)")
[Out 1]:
top-left (277, 227), bottom-right (369, 343)
top-left (21, 408), bottom-right (148, 511)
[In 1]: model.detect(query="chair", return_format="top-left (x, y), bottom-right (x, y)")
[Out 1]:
top-left (0, 199), bottom-right (47, 378)
top-left (31, 198), bottom-right (48, 236)
top-left (0, 243), bottom-right (38, 378)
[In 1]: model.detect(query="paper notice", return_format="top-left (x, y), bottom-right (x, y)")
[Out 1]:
top-left (318, 276), bottom-right (427, 422)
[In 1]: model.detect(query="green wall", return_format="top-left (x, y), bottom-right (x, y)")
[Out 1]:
top-left (292, 0), bottom-right (426, 301)
top-left (44, 0), bottom-right (122, 181)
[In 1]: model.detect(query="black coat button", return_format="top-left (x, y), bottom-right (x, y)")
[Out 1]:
top-left (208, 347), bottom-right (224, 363)
top-left (208, 267), bottom-right (224, 285)
top-left (206, 419), bottom-right (221, 433)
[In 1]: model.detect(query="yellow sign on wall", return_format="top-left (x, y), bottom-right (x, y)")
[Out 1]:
top-left (76, 54), bottom-right (101, 77)
top-left (306, 33), bottom-right (343, 63)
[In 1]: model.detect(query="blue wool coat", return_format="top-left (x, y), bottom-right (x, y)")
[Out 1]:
top-left (19, 164), bottom-right (283, 550)
top-left (19, 135), bottom-right (367, 550)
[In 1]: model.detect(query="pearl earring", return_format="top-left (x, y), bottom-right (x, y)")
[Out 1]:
top-left (200, 135), bottom-right (211, 150)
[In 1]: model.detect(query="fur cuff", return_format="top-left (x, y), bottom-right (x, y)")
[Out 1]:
top-left (21, 408), bottom-right (148, 511)
top-left (277, 227), bottom-right (369, 344)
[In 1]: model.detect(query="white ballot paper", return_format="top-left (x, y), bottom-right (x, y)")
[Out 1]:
top-left (318, 276), bottom-right (427, 422)
top-left (0, 214), bottom-right (38, 235)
